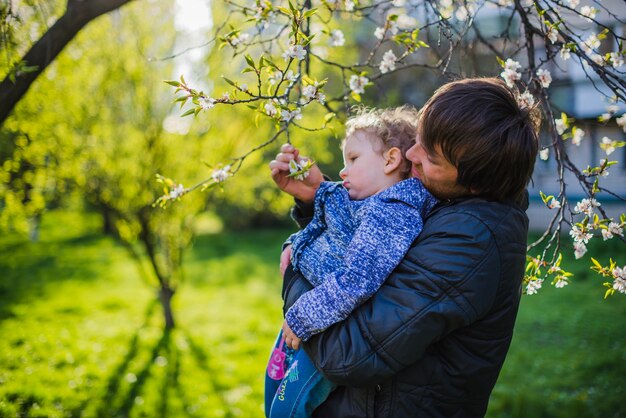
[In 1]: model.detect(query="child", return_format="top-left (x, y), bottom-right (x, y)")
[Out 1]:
top-left (265, 106), bottom-right (437, 418)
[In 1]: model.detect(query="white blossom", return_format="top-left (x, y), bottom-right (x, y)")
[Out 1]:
top-left (584, 33), bottom-right (601, 51)
top-left (547, 197), bottom-right (561, 209)
top-left (567, 0), bottom-right (579, 8)
top-left (526, 279), bottom-right (543, 295)
top-left (539, 148), bottom-right (550, 161)
top-left (498, 0), bottom-right (514, 7)
top-left (555, 278), bottom-right (568, 288)
top-left (574, 198), bottom-right (600, 217)
top-left (329, 29), bottom-right (345, 47)
top-left (281, 108), bottom-right (303, 122)
top-left (555, 118), bottom-right (567, 135)
top-left (518, 91), bottom-right (535, 109)
top-left (379, 50), bottom-right (397, 73)
top-left (169, 184), bottom-right (185, 199)
top-left (612, 267), bottom-right (626, 294)
top-left (199, 97), bottom-right (216, 110)
top-left (264, 100), bottom-right (279, 116)
top-left (239, 83), bottom-right (248, 91)
top-left (547, 27), bottom-right (558, 44)
top-left (570, 225), bottom-right (593, 244)
top-left (610, 52), bottom-right (624, 68)
top-left (559, 47), bottom-right (571, 61)
top-left (282, 44), bottom-right (307, 61)
top-left (505, 58), bottom-right (522, 71)
top-left (228, 32), bottom-right (250, 47)
top-left (580, 5), bottom-right (597, 21)
top-left (500, 68), bottom-right (520, 88)
top-left (601, 136), bottom-right (616, 155)
top-left (599, 159), bottom-right (610, 177)
top-left (211, 166), bottom-right (231, 183)
top-left (301, 84), bottom-right (325, 104)
top-left (617, 114), bottom-right (626, 132)
top-left (573, 241), bottom-right (587, 259)
top-left (572, 128), bottom-right (585, 146)
top-left (349, 75), bottom-right (369, 94)
top-left (268, 70), bottom-right (298, 85)
top-left (537, 68), bottom-right (552, 88)
top-left (344, 0), bottom-right (355, 11)
top-left (374, 26), bottom-right (386, 40)
top-left (600, 222), bottom-right (623, 241)
top-left (607, 105), bottom-right (619, 115)
top-left (590, 53), bottom-right (605, 66)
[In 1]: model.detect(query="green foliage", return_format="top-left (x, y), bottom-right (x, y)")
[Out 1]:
top-left (1, 212), bottom-right (625, 417)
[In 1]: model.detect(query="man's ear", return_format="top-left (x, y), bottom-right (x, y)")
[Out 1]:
top-left (383, 147), bottom-right (403, 174)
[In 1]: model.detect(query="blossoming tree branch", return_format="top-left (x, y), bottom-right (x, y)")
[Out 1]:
top-left (158, 0), bottom-right (625, 297)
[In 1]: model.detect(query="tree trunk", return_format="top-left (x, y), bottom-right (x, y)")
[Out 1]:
top-left (0, 0), bottom-right (134, 125)
top-left (159, 285), bottom-right (176, 329)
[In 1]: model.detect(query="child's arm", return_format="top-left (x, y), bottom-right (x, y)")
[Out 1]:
top-left (285, 198), bottom-right (427, 342)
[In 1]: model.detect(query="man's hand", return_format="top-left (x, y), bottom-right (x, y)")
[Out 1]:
top-left (280, 245), bottom-right (292, 276)
top-left (269, 143), bottom-right (324, 203)
top-left (282, 320), bottom-right (302, 350)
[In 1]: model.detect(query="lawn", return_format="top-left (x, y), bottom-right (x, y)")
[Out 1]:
top-left (0, 211), bottom-right (624, 417)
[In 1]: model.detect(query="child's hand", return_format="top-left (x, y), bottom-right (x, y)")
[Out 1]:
top-left (282, 320), bottom-right (302, 350)
top-left (269, 143), bottom-right (323, 203)
top-left (280, 245), bottom-right (292, 276)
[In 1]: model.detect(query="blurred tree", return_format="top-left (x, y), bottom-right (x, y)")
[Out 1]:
top-left (0, 0), bottom-right (135, 124)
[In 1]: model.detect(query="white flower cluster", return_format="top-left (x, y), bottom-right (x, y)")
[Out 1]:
top-left (559, 46), bottom-right (571, 61)
top-left (500, 59), bottom-right (521, 88)
top-left (539, 148), bottom-right (549, 161)
top-left (574, 198), bottom-right (600, 217)
top-left (228, 32), bottom-right (250, 48)
top-left (264, 99), bottom-right (280, 117)
top-left (282, 44), bottom-right (307, 61)
top-left (571, 127), bottom-right (585, 146)
top-left (211, 165), bottom-right (231, 183)
top-left (200, 97), bottom-right (216, 110)
top-left (169, 184), bottom-right (185, 199)
top-left (517, 91), bottom-right (535, 109)
top-left (580, 5), bottom-right (597, 21)
top-left (329, 29), bottom-right (345, 47)
top-left (601, 222), bottom-right (624, 241)
top-left (536, 68), bottom-right (552, 88)
top-left (349, 75), bottom-right (369, 95)
top-left (601, 137), bottom-right (617, 155)
top-left (379, 50), bottom-right (398, 74)
top-left (301, 83), bottom-right (326, 105)
top-left (609, 52), bottom-right (624, 68)
top-left (547, 197), bottom-right (561, 209)
top-left (617, 114), bottom-right (626, 132)
top-left (612, 267), bottom-right (626, 294)
top-left (268, 70), bottom-right (298, 86)
top-left (281, 108), bottom-right (303, 122)
top-left (526, 278), bottom-right (543, 295)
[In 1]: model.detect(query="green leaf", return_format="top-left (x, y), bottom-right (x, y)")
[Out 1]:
top-left (164, 80), bottom-right (181, 87)
top-left (245, 54), bottom-right (256, 69)
top-left (181, 108), bottom-right (196, 117)
top-left (351, 91), bottom-right (361, 102)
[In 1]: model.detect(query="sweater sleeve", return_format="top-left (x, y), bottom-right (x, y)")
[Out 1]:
top-left (285, 200), bottom-right (424, 341)
top-left (283, 210), bottom-right (502, 386)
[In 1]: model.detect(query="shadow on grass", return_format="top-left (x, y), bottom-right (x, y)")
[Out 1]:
top-left (0, 234), bottom-right (111, 322)
top-left (94, 302), bottom-right (235, 418)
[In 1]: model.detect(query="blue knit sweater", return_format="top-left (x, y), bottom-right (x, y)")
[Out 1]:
top-left (287, 178), bottom-right (436, 341)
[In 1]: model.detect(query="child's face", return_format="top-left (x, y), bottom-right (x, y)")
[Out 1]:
top-left (339, 131), bottom-right (390, 200)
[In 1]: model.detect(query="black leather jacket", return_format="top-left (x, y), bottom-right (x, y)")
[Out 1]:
top-left (282, 195), bottom-right (529, 417)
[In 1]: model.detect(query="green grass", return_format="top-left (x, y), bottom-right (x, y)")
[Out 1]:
top-left (0, 211), bottom-right (624, 417)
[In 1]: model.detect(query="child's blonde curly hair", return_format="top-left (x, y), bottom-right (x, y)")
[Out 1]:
top-left (344, 105), bottom-right (419, 179)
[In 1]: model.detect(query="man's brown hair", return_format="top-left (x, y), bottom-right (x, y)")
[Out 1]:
top-left (419, 77), bottom-right (540, 202)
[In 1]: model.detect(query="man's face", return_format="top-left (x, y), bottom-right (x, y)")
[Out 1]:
top-left (406, 134), bottom-right (469, 200)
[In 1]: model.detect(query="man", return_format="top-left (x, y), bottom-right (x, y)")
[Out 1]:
top-left (269, 77), bottom-right (539, 417)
